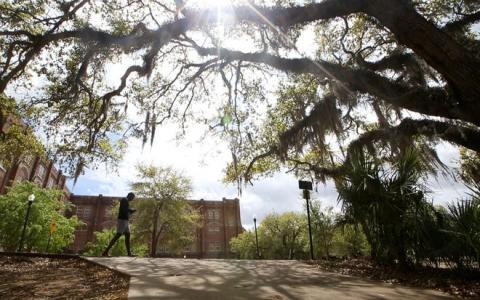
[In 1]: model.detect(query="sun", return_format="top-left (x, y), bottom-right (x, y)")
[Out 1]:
top-left (184, 0), bottom-right (234, 43)
top-left (186, 0), bottom-right (232, 9)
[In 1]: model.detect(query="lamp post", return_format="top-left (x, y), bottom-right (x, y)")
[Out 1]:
top-left (299, 180), bottom-right (314, 260)
top-left (18, 194), bottom-right (35, 252)
top-left (253, 215), bottom-right (260, 259)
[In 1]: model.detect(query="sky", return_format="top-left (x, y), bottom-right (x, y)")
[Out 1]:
top-left (67, 120), bottom-right (470, 230)
top-left (67, 122), bottom-right (333, 230)
top-left (66, 20), bottom-right (338, 230)
top-left (65, 1), bottom-right (472, 230)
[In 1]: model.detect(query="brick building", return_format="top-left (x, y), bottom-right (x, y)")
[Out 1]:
top-left (0, 155), bottom-right (69, 195)
top-left (0, 158), bottom-right (244, 257)
top-left (1, 115), bottom-right (243, 257)
top-left (0, 113), bottom-right (68, 195)
top-left (69, 194), bottom-right (243, 258)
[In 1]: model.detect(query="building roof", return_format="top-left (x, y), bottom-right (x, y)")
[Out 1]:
top-left (69, 194), bottom-right (240, 205)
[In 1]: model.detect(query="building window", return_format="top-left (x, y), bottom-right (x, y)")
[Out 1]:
top-left (158, 245), bottom-right (169, 253)
top-left (37, 164), bottom-right (46, 179)
top-left (227, 217), bottom-right (236, 227)
top-left (22, 155), bottom-right (34, 166)
top-left (208, 225), bottom-right (220, 232)
top-left (208, 242), bottom-right (222, 252)
top-left (16, 167), bottom-right (29, 182)
top-left (100, 220), bottom-right (115, 230)
top-left (189, 243), bottom-right (197, 252)
top-left (207, 209), bottom-right (220, 220)
top-left (76, 223), bottom-right (88, 232)
top-left (34, 177), bottom-right (43, 186)
top-left (104, 207), bottom-right (113, 219)
top-left (47, 178), bottom-right (55, 188)
top-left (76, 206), bottom-right (93, 220)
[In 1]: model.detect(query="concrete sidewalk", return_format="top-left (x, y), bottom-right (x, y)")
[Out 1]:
top-left (85, 257), bottom-right (454, 300)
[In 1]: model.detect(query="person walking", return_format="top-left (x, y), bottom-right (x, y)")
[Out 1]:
top-left (102, 192), bottom-right (136, 256)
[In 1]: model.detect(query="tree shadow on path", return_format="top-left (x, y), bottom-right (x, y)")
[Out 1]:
top-left (88, 258), bottom-right (455, 300)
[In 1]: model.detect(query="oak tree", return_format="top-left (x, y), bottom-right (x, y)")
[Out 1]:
top-left (130, 164), bottom-right (201, 256)
top-left (1, 0), bottom-right (479, 182)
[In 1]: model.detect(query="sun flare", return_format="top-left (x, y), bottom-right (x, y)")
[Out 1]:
top-left (187, 0), bottom-right (232, 9)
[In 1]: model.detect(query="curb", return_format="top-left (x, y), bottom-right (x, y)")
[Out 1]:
top-left (0, 251), bottom-right (79, 259)
top-left (81, 256), bottom-right (132, 278)
top-left (0, 251), bottom-right (131, 278)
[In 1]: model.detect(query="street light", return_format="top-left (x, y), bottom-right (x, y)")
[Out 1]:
top-left (299, 180), bottom-right (314, 260)
top-left (253, 215), bottom-right (260, 259)
top-left (18, 194), bottom-right (35, 252)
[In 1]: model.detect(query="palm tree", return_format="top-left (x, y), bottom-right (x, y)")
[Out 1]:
top-left (336, 147), bottom-right (434, 267)
top-left (446, 187), bottom-right (480, 269)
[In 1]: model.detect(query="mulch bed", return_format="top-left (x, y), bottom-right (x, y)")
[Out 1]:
top-left (309, 258), bottom-right (480, 298)
top-left (0, 255), bottom-right (129, 299)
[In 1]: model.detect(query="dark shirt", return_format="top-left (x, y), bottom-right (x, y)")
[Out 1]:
top-left (118, 197), bottom-right (133, 220)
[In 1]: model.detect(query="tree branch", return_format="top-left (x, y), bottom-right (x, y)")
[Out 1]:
top-left (244, 148), bottom-right (276, 183)
top-left (443, 11), bottom-right (480, 33)
top-left (349, 118), bottom-right (480, 153)
top-left (194, 46), bottom-right (478, 126)
top-left (364, 0), bottom-right (480, 106)
top-left (286, 158), bottom-right (343, 179)
top-left (0, 0), bottom-right (365, 94)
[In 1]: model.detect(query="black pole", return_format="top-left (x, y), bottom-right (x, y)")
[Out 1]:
top-left (18, 201), bottom-right (33, 252)
top-left (304, 190), bottom-right (314, 260)
top-left (253, 217), bottom-right (259, 259)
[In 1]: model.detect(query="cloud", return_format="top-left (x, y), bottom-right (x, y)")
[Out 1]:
top-left (68, 122), bottom-right (470, 230)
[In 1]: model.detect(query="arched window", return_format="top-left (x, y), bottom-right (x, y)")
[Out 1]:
top-left (37, 164), bottom-right (46, 179)
top-left (34, 177), bottom-right (43, 186)
top-left (47, 178), bottom-right (55, 188)
top-left (15, 167), bottom-right (29, 182)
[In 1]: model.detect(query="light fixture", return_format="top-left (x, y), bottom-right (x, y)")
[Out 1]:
top-left (28, 194), bottom-right (35, 202)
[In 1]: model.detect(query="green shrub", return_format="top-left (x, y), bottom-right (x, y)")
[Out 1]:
top-left (83, 228), bottom-right (148, 257)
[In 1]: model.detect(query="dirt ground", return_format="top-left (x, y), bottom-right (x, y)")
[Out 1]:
top-left (0, 255), bottom-right (129, 300)
top-left (311, 258), bottom-right (480, 299)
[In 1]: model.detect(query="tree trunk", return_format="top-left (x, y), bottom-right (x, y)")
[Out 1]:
top-left (150, 205), bottom-right (160, 257)
top-left (360, 220), bottom-right (377, 259)
top-left (324, 238), bottom-right (330, 260)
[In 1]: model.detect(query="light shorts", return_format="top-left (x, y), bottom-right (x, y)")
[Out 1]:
top-left (116, 219), bottom-right (130, 234)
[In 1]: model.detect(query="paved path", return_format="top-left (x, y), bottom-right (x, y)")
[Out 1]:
top-left (86, 257), bottom-right (453, 300)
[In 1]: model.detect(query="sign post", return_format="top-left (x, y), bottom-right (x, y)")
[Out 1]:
top-left (46, 221), bottom-right (57, 252)
top-left (299, 180), bottom-right (314, 260)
